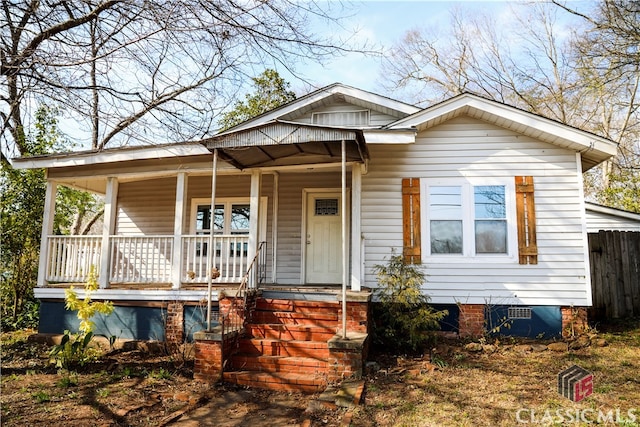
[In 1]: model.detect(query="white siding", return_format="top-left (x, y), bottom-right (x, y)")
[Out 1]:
top-left (585, 209), bottom-right (640, 232)
top-left (361, 116), bottom-right (590, 306)
top-left (116, 178), bottom-right (176, 235)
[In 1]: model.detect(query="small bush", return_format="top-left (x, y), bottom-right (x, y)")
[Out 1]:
top-left (49, 267), bottom-right (114, 370)
top-left (373, 254), bottom-right (447, 354)
top-left (50, 330), bottom-right (101, 369)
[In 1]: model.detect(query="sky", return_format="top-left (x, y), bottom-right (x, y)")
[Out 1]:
top-left (280, 1), bottom-right (527, 95)
top-left (278, 0), bottom-right (592, 100)
top-left (54, 0), bottom-right (592, 148)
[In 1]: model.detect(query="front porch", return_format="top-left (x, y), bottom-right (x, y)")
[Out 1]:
top-left (27, 121), bottom-right (377, 391)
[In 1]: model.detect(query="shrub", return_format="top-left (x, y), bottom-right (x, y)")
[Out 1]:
top-left (373, 254), bottom-right (447, 353)
top-left (49, 267), bottom-right (113, 370)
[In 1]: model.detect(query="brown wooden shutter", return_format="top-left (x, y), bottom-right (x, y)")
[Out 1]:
top-left (402, 178), bottom-right (421, 264)
top-left (515, 176), bottom-right (538, 265)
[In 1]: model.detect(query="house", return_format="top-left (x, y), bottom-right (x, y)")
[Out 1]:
top-left (584, 203), bottom-right (640, 320)
top-left (13, 83), bottom-right (618, 390)
top-left (585, 202), bottom-right (640, 232)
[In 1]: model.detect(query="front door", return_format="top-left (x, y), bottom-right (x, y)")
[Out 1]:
top-left (305, 191), bottom-right (343, 284)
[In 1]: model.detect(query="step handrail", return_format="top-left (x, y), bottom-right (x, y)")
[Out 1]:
top-left (220, 241), bottom-right (266, 341)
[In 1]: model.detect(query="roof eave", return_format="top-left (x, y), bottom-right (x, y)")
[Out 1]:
top-left (11, 143), bottom-right (211, 169)
top-left (387, 94), bottom-right (618, 170)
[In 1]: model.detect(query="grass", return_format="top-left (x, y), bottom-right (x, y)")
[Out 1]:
top-left (351, 319), bottom-right (640, 427)
top-left (1, 319), bottom-right (638, 426)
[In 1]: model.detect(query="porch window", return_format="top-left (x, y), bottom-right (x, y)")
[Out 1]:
top-left (423, 180), bottom-right (515, 259)
top-left (194, 201), bottom-right (250, 257)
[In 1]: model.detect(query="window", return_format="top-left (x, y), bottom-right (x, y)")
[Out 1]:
top-left (474, 186), bottom-right (507, 254)
top-left (194, 202), bottom-right (251, 236)
top-left (423, 180), bottom-right (515, 259)
top-left (315, 198), bottom-right (339, 216)
top-left (429, 186), bottom-right (463, 254)
top-left (193, 200), bottom-right (251, 257)
top-left (190, 197), bottom-right (268, 258)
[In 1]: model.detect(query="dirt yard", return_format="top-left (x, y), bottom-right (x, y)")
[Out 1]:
top-left (1, 320), bottom-right (639, 426)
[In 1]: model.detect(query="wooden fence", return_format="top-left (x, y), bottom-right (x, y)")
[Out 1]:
top-left (588, 231), bottom-right (640, 319)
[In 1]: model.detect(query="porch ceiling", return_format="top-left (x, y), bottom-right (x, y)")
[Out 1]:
top-left (204, 121), bottom-right (369, 169)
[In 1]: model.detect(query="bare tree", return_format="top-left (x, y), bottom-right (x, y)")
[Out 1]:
top-left (381, 2), bottom-right (639, 211)
top-left (1, 1), bottom-right (357, 163)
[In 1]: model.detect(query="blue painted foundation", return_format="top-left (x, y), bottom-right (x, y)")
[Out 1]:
top-left (431, 304), bottom-right (460, 332)
top-left (183, 305), bottom-right (209, 342)
top-left (434, 304), bottom-right (563, 338)
top-left (486, 305), bottom-right (562, 338)
top-left (39, 301), bottom-right (166, 341)
top-left (38, 301), bottom-right (218, 342)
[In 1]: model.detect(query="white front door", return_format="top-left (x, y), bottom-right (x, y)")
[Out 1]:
top-left (305, 191), bottom-right (343, 284)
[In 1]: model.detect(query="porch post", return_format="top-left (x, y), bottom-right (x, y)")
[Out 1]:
top-left (207, 150), bottom-right (218, 330)
top-left (341, 140), bottom-right (347, 338)
top-left (271, 172), bottom-right (279, 284)
top-left (100, 177), bottom-right (119, 288)
top-left (172, 172), bottom-right (188, 289)
top-left (248, 169), bottom-right (262, 289)
top-left (37, 180), bottom-right (57, 287)
top-left (350, 164), bottom-right (362, 292)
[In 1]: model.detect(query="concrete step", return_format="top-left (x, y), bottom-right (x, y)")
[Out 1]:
top-left (230, 354), bottom-right (328, 374)
top-left (247, 324), bottom-right (337, 342)
top-left (223, 370), bottom-right (327, 393)
top-left (238, 338), bottom-right (330, 359)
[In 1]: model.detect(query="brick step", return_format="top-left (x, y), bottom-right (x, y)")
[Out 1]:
top-left (247, 324), bottom-right (337, 342)
top-left (238, 338), bottom-right (330, 359)
top-left (223, 370), bottom-right (326, 393)
top-left (251, 311), bottom-right (338, 327)
top-left (230, 354), bottom-right (328, 374)
top-left (255, 298), bottom-right (340, 314)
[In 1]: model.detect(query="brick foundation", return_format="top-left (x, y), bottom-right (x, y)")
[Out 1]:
top-left (458, 304), bottom-right (485, 338)
top-left (165, 302), bottom-right (184, 348)
top-left (561, 307), bottom-right (588, 338)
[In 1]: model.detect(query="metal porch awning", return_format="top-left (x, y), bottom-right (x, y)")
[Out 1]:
top-left (204, 121), bottom-right (369, 169)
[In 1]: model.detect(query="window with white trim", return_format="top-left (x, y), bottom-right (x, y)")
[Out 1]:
top-left (195, 203), bottom-right (250, 236)
top-left (423, 180), bottom-right (516, 259)
top-left (192, 199), bottom-right (252, 257)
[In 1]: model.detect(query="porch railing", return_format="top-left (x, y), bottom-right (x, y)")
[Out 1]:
top-left (109, 236), bottom-right (174, 283)
top-left (44, 234), bottom-right (259, 285)
top-left (46, 236), bottom-right (102, 282)
top-left (181, 235), bottom-right (250, 283)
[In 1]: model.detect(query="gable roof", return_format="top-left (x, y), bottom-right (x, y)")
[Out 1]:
top-left (12, 85), bottom-right (618, 174)
top-left (386, 93), bottom-right (618, 172)
top-left (222, 83), bottom-right (421, 133)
